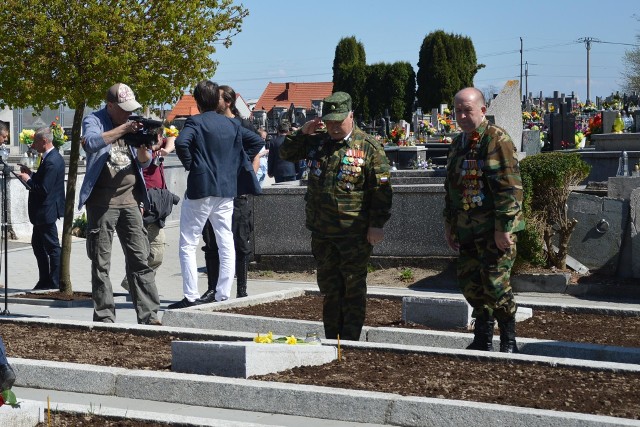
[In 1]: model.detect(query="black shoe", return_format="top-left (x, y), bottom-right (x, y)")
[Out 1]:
top-left (167, 298), bottom-right (196, 309)
top-left (195, 289), bottom-right (217, 305)
top-left (0, 363), bottom-right (16, 391)
top-left (197, 266), bottom-right (208, 274)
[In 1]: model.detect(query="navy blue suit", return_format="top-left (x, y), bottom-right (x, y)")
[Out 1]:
top-left (267, 134), bottom-right (298, 182)
top-left (27, 148), bottom-right (65, 289)
top-left (175, 111), bottom-right (263, 199)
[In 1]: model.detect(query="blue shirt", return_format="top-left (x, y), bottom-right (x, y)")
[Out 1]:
top-left (78, 107), bottom-right (151, 209)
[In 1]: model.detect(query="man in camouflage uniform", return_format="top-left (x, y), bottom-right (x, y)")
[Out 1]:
top-left (280, 92), bottom-right (392, 341)
top-left (443, 87), bottom-right (524, 353)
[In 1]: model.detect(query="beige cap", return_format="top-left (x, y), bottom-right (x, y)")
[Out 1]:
top-left (106, 83), bottom-right (142, 112)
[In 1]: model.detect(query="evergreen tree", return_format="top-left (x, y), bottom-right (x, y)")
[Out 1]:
top-left (417, 30), bottom-right (483, 110)
top-left (0, 0), bottom-right (248, 294)
top-left (332, 36), bottom-right (367, 119)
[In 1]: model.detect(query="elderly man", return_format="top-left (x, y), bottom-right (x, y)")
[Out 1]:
top-left (279, 91), bottom-right (393, 341)
top-left (79, 83), bottom-right (161, 325)
top-left (16, 127), bottom-right (65, 290)
top-left (443, 87), bottom-right (524, 353)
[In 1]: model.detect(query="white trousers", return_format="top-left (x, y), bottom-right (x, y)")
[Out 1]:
top-left (179, 196), bottom-right (235, 301)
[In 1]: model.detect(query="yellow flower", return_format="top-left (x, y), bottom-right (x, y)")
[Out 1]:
top-left (19, 129), bottom-right (35, 145)
top-left (253, 331), bottom-right (273, 343)
top-left (164, 126), bottom-right (179, 138)
top-left (285, 335), bottom-right (298, 345)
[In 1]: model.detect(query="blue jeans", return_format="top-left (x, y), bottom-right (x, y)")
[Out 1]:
top-left (86, 204), bottom-right (160, 324)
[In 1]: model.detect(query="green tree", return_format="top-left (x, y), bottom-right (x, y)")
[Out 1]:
top-left (621, 32), bottom-right (640, 93)
top-left (365, 62), bottom-right (415, 123)
top-left (0, 0), bottom-right (248, 294)
top-left (417, 30), bottom-right (483, 110)
top-left (332, 36), bottom-right (368, 119)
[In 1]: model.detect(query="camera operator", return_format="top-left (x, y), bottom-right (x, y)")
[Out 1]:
top-left (121, 126), bottom-right (177, 293)
top-left (78, 83), bottom-right (161, 325)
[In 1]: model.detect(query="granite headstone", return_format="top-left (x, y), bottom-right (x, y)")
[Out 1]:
top-left (485, 79), bottom-right (523, 152)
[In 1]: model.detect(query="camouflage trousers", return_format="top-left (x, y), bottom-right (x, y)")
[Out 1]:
top-left (311, 232), bottom-right (372, 341)
top-left (455, 213), bottom-right (517, 321)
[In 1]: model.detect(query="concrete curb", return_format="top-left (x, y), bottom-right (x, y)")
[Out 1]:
top-left (161, 288), bottom-right (640, 364)
top-left (8, 345), bottom-right (640, 427)
top-left (24, 400), bottom-right (275, 427)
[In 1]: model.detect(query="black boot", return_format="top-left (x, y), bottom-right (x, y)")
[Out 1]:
top-left (498, 317), bottom-right (519, 353)
top-left (236, 254), bottom-right (248, 298)
top-left (466, 315), bottom-right (495, 351)
top-left (195, 255), bottom-right (219, 305)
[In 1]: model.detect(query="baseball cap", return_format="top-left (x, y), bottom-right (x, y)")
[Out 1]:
top-left (322, 92), bottom-right (352, 121)
top-left (106, 83), bottom-right (142, 112)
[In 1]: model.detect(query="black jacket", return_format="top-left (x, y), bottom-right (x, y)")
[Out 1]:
top-left (268, 134), bottom-right (298, 179)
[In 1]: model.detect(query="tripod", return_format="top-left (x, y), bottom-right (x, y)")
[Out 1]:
top-left (0, 157), bottom-right (12, 314)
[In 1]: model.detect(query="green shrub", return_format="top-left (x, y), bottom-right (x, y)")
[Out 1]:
top-left (519, 152), bottom-right (590, 269)
top-left (71, 212), bottom-right (87, 238)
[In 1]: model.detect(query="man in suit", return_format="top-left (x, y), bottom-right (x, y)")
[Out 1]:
top-left (17, 127), bottom-right (65, 290)
top-left (171, 80), bottom-right (263, 308)
top-left (267, 121), bottom-right (298, 183)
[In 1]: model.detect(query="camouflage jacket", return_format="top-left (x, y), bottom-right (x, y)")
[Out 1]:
top-left (280, 126), bottom-right (392, 236)
top-left (443, 118), bottom-right (524, 234)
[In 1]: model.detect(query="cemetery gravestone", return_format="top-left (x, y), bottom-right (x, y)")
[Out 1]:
top-left (485, 79), bottom-right (523, 152)
top-left (601, 111), bottom-right (618, 134)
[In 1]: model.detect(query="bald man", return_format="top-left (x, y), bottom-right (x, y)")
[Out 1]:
top-left (443, 87), bottom-right (524, 353)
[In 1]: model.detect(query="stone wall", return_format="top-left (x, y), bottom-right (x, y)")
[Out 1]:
top-left (252, 182), bottom-right (455, 258)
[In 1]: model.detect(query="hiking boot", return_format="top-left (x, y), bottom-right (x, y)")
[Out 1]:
top-left (498, 317), bottom-right (519, 353)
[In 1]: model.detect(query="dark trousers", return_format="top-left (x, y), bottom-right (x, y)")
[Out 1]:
top-left (32, 222), bottom-right (61, 289)
top-left (275, 176), bottom-right (296, 183)
top-left (311, 232), bottom-right (372, 341)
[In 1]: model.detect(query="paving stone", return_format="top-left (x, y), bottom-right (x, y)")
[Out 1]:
top-left (172, 341), bottom-right (337, 378)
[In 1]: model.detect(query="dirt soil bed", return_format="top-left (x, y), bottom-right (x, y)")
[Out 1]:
top-left (2, 293), bottom-right (640, 422)
top-left (227, 294), bottom-right (640, 348)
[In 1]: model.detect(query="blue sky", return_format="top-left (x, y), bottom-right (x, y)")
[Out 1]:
top-left (210, 1), bottom-right (639, 104)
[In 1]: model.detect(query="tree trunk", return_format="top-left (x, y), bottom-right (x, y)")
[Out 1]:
top-left (59, 103), bottom-right (86, 295)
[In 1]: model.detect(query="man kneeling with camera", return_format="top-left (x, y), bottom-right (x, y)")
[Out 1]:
top-left (78, 83), bottom-right (162, 325)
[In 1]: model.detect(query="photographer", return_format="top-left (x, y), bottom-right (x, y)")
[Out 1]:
top-left (121, 126), bottom-right (177, 293)
top-left (78, 83), bottom-right (161, 325)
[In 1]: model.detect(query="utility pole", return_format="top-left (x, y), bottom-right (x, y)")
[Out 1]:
top-left (520, 37), bottom-right (523, 102)
top-left (525, 61), bottom-right (529, 100)
top-left (578, 37), bottom-right (600, 104)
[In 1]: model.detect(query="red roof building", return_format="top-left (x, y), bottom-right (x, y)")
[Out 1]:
top-left (166, 95), bottom-right (199, 122)
top-left (166, 93), bottom-right (252, 121)
top-left (254, 82), bottom-right (334, 113)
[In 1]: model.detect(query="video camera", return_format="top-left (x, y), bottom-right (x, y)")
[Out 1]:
top-left (123, 116), bottom-right (164, 148)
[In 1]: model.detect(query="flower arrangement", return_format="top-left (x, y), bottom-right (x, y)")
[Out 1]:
top-left (19, 129), bottom-right (35, 145)
top-left (421, 120), bottom-right (437, 136)
top-left (390, 125), bottom-right (406, 142)
top-left (585, 113), bottom-right (602, 141)
top-left (522, 111), bottom-right (532, 122)
top-left (253, 331), bottom-right (317, 345)
top-left (50, 118), bottom-right (68, 148)
top-left (438, 114), bottom-right (455, 133)
top-left (164, 125), bottom-right (179, 138)
top-left (0, 389), bottom-right (18, 408)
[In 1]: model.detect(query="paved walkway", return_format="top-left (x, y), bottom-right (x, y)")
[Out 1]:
top-left (2, 221), bottom-right (640, 426)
